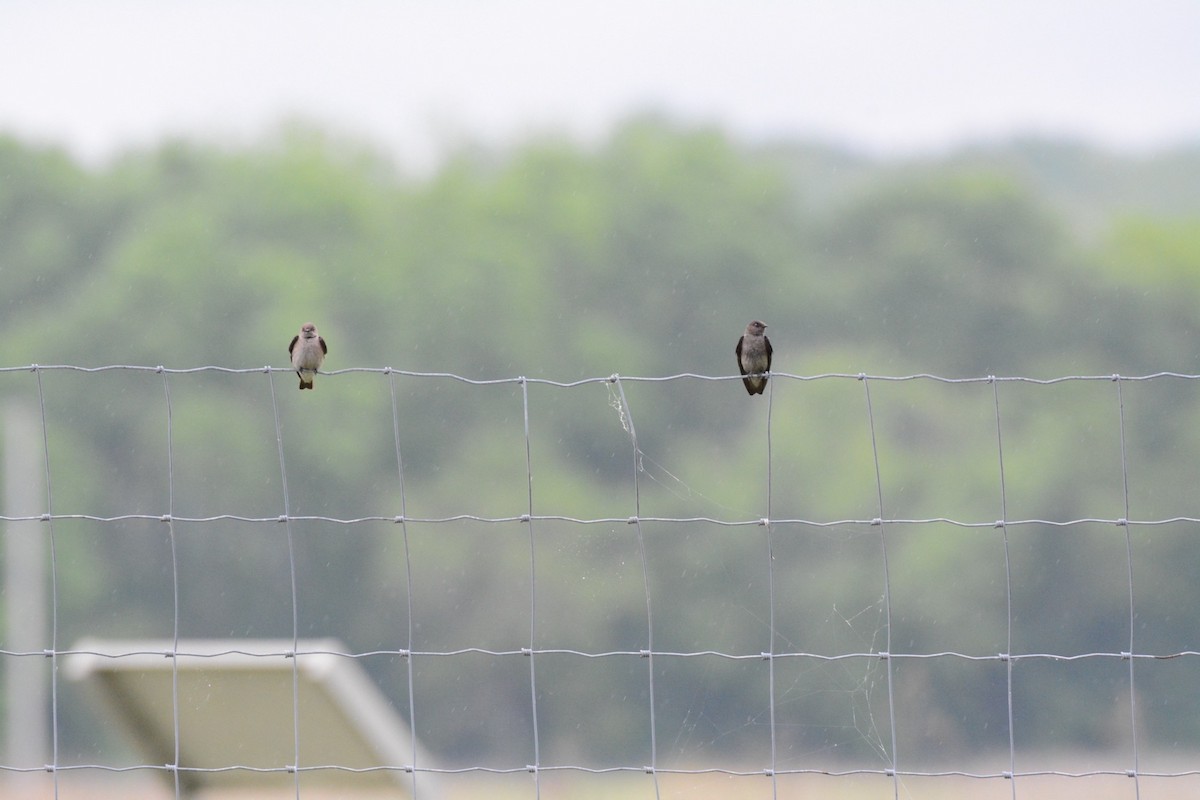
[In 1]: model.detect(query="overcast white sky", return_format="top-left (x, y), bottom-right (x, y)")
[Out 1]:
top-left (2, 0), bottom-right (1199, 167)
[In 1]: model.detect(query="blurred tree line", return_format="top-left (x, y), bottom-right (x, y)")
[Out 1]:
top-left (2, 117), bottom-right (1200, 771)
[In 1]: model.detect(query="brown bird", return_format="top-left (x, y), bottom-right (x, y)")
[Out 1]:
top-left (735, 320), bottom-right (772, 395)
top-left (288, 322), bottom-right (328, 390)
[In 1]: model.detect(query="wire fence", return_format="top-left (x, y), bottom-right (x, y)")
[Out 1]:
top-left (3, 364), bottom-right (1200, 799)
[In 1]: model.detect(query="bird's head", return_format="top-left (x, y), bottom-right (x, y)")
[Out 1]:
top-left (746, 320), bottom-right (768, 336)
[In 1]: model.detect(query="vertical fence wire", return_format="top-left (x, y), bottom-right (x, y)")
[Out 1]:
top-left (860, 375), bottom-right (901, 799)
top-left (520, 378), bottom-right (542, 799)
top-left (32, 366), bottom-right (60, 799)
top-left (159, 368), bottom-right (183, 798)
top-left (611, 376), bottom-right (661, 800)
top-left (267, 369), bottom-right (303, 800)
top-left (387, 370), bottom-right (420, 799)
top-left (1115, 376), bottom-right (1141, 799)
top-left (990, 378), bottom-right (1018, 800)
top-left (764, 377), bottom-right (778, 798)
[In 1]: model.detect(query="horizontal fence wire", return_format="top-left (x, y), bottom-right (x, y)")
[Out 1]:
top-left (5, 645), bottom-right (1200, 663)
top-left (2, 364), bottom-right (1198, 797)
top-left (3, 363), bottom-right (1200, 384)
top-left (4, 762), bottom-right (1199, 779)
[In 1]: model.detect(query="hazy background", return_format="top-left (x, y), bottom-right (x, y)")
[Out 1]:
top-left (3, 0), bottom-right (1200, 165)
top-left (3, 2), bottom-right (1200, 797)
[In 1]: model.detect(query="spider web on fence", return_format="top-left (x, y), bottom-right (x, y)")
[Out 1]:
top-left (3, 364), bottom-right (1200, 799)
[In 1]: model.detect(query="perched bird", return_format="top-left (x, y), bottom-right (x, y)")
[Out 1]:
top-left (735, 320), bottom-right (773, 395)
top-left (288, 322), bottom-right (328, 390)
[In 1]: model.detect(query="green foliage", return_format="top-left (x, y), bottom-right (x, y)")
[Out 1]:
top-left (1099, 214), bottom-right (1200, 328)
top-left (2, 120), bottom-right (1200, 766)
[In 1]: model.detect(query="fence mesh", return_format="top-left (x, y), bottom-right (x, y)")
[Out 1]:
top-left (3, 364), bottom-right (1200, 798)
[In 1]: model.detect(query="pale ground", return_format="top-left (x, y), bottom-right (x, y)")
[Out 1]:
top-left (3, 769), bottom-right (1199, 799)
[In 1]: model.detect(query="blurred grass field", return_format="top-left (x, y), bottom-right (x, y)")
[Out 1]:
top-left (10, 766), bottom-right (1200, 799)
top-left (439, 771), bottom-right (1200, 800)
